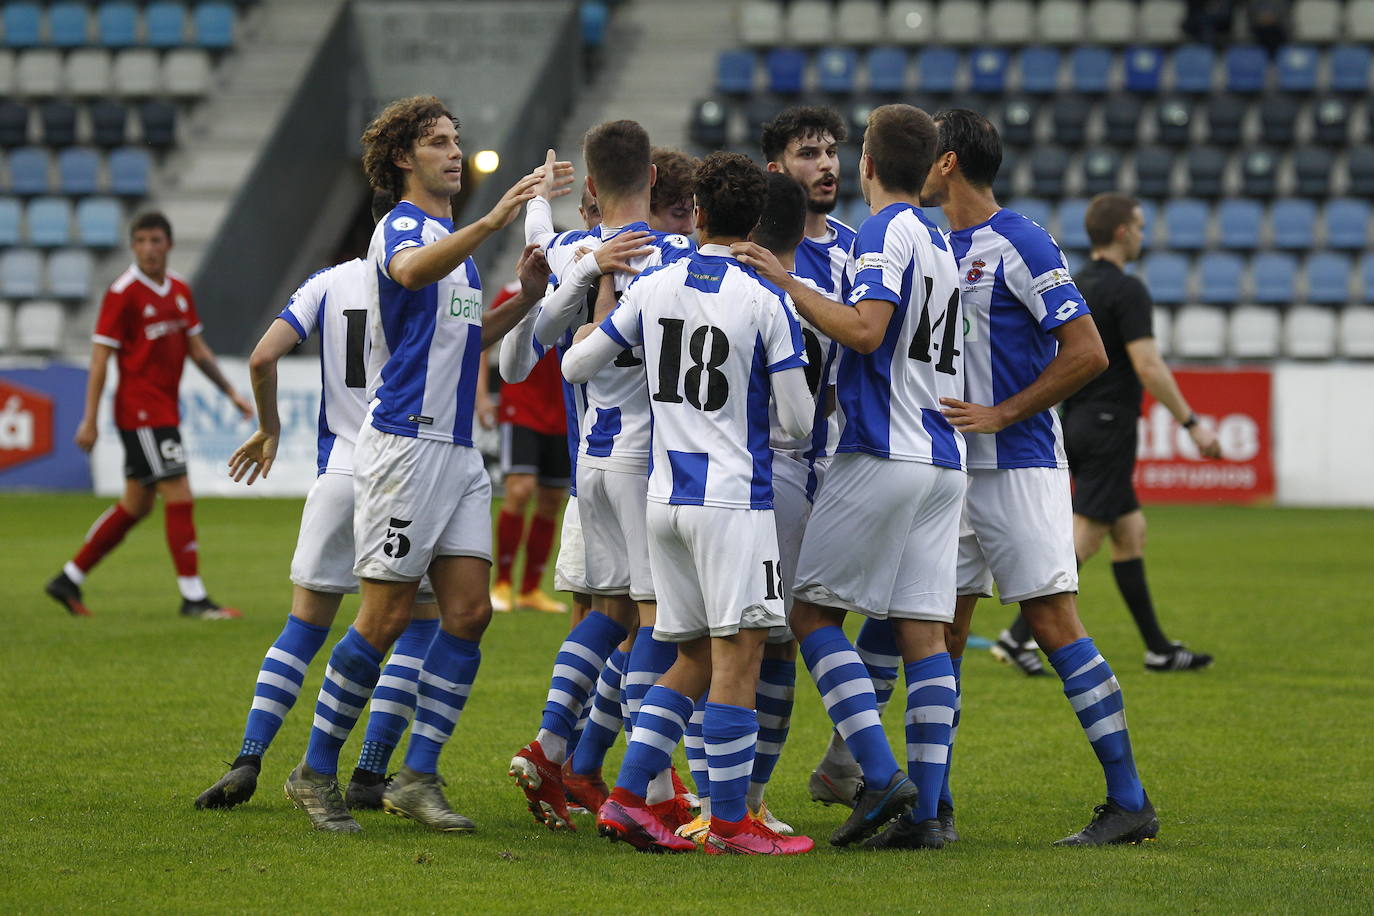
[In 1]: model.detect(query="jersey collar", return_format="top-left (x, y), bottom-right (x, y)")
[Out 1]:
top-left (130, 264), bottom-right (172, 297)
top-left (696, 243), bottom-right (734, 258)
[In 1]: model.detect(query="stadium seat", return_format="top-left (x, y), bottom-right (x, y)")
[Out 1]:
top-left (815, 47), bottom-right (857, 95)
top-left (1251, 252), bottom-right (1296, 304)
top-left (1143, 251), bottom-right (1189, 303)
top-left (26, 196), bottom-right (72, 247)
top-left (1152, 305), bottom-right (1173, 355)
top-left (57, 148), bottom-right (100, 195)
top-left (765, 48), bottom-right (805, 94)
top-left (1324, 198), bottom-right (1370, 250)
top-left (0, 101), bottom-right (30, 148)
top-left (835, 0), bottom-right (884, 45)
top-left (1161, 198), bottom-right (1209, 250)
top-left (987, 0), bottom-right (1034, 44)
top-left (1070, 47), bottom-right (1112, 94)
top-left (114, 49), bottom-right (160, 96)
top-left (1173, 305), bottom-right (1227, 358)
top-left (8, 147), bottom-right (50, 195)
top-left (1029, 146), bottom-right (1069, 197)
top-left (1306, 252), bottom-right (1351, 304)
top-left (1139, 0), bottom-right (1185, 43)
top-left (1347, 146), bottom-right (1374, 197)
top-left (0, 248), bottom-right (42, 297)
top-left (744, 96), bottom-right (783, 140)
top-left (0, 50), bottom-right (14, 96)
top-left (1154, 97), bottom-right (1193, 145)
top-left (15, 299), bottom-right (64, 352)
top-left (1292, 0), bottom-right (1341, 43)
top-left (1270, 198), bottom-right (1316, 250)
top-left (139, 99), bottom-right (178, 149)
top-left (715, 50), bottom-right (755, 95)
top-left (915, 48), bottom-right (959, 94)
top-left (935, 1), bottom-right (980, 45)
top-left (738, 0), bottom-right (784, 46)
top-left (147, 1), bottom-right (190, 48)
top-left (1123, 46), bottom-right (1164, 92)
top-left (1087, 0), bottom-right (1136, 44)
top-left (886, 1), bottom-right (934, 45)
top-left (1312, 96), bottom-right (1350, 145)
top-left (1293, 146), bottom-right (1335, 196)
top-left (1228, 305), bottom-right (1281, 358)
top-left (1258, 95), bottom-right (1300, 146)
top-left (90, 99), bottom-right (128, 148)
top-left (582, 1), bottom-right (608, 52)
top-left (75, 196), bottom-right (121, 247)
top-left (865, 47), bottom-right (907, 94)
top-left (1008, 197), bottom-right (1053, 232)
top-left (1037, 0), bottom-right (1085, 44)
top-left (1337, 306), bottom-right (1374, 358)
top-left (165, 48), bottom-right (212, 98)
top-left (1199, 252), bottom-right (1244, 303)
top-left (47, 247), bottom-right (93, 299)
top-left (0, 301), bottom-right (12, 351)
top-left (992, 148), bottom-right (1018, 199)
top-left (97, 2), bottom-right (140, 49)
top-left (67, 49), bottom-right (113, 97)
top-left (1349, 1), bottom-right (1374, 41)
top-left (970, 49), bottom-right (1009, 94)
top-left (1135, 146), bottom-right (1175, 198)
top-left (1019, 47), bottom-right (1060, 94)
top-left (48, 2), bottom-right (91, 48)
top-left (1051, 95), bottom-right (1090, 146)
top-left (38, 102), bottom-right (76, 148)
top-left (2, 3), bottom-right (42, 49)
top-left (998, 97), bottom-right (1037, 146)
top-left (1102, 94), bottom-right (1145, 145)
top-left (1282, 305), bottom-right (1337, 357)
top-left (1171, 45), bottom-right (1214, 94)
top-left (688, 98), bottom-right (728, 148)
top-left (193, 2), bottom-right (236, 50)
top-left (1275, 45), bottom-right (1318, 91)
top-left (1081, 148), bottom-right (1122, 196)
top-left (109, 146), bottom-right (150, 195)
top-left (0, 196), bottom-right (19, 246)
top-left (1056, 197), bottom-right (1090, 250)
top-left (17, 49), bottom-right (63, 97)
top-left (1361, 253), bottom-right (1374, 303)
top-left (783, 0), bottom-right (830, 45)
top-left (1224, 46), bottom-right (1268, 93)
top-left (1240, 149), bottom-right (1279, 198)
top-left (1217, 199), bottom-right (1263, 248)
top-left (1329, 45), bottom-right (1371, 92)
top-left (1203, 94), bottom-right (1245, 146)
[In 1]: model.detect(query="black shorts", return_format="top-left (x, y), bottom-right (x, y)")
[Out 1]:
top-left (120, 426), bottom-right (188, 486)
top-left (1064, 405), bottom-right (1139, 524)
top-left (499, 422), bottom-right (571, 488)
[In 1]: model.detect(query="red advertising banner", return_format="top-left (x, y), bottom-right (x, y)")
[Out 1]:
top-left (1134, 368), bottom-right (1273, 504)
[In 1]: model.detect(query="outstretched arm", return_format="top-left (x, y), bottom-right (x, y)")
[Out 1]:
top-left (188, 333), bottom-right (254, 419)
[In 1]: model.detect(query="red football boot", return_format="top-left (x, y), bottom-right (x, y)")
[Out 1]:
top-left (596, 788), bottom-right (696, 853)
top-left (562, 759), bottom-right (609, 814)
top-left (648, 791), bottom-right (695, 833)
top-left (509, 741), bottom-right (575, 831)
top-left (703, 816), bottom-right (815, 856)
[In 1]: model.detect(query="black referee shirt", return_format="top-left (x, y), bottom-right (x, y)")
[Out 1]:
top-left (1064, 258), bottom-right (1154, 415)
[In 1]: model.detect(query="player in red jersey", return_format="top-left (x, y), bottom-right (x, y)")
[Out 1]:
top-left (44, 212), bottom-right (253, 619)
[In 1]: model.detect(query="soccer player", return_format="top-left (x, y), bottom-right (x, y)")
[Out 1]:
top-left (568, 151), bottom-right (816, 856)
top-left (195, 195), bottom-right (441, 810)
top-left (45, 212), bottom-right (252, 620)
top-left (283, 95), bottom-right (566, 833)
top-left (649, 147), bottom-right (696, 235)
top-left (922, 109), bottom-right (1158, 845)
top-left (995, 193), bottom-right (1220, 673)
top-left (735, 104), bottom-right (967, 850)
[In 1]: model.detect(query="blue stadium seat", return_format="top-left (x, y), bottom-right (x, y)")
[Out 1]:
top-left (816, 47), bottom-right (858, 94)
top-left (970, 48), bottom-right (1009, 93)
top-left (1199, 252), bottom-right (1244, 303)
top-left (109, 146), bottom-right (150, 195)
top-left (1348, 145), bottom-right (1374, 197)
top-left (48, 2), bottom-right (91, 48)
top-left (57, 148), bottom-right (100, 195)
top-left (1276, 45), bottom-right (1319, 91)
top-left (1123, 46), bottom-right (1163, 92)
top-left (916, 48), bottom-right (959, 94)
top-left (97, 2), bottom-right (140, 49)
top-left (0, 248), bottom-right (42, 297)
top-left (47, 247), bottom-right (93, 299)
top-left (8, 147), bottom-right (49, 195)
top-left (1306, 253), bottom-right (1352, 305)
top-left (1172, 45), bottom-right (1215, 94)
top-left (765, 48), bottom-right (805, 94)
top-left (1224, 46), bottom-right (1269, 93)
top-left (1007, 197), bottom-right (1052, 232)
top-left (90, 99), bottom-right (129, 148)
top-left (998, 97), bottom-right (1037, 146)
top-left (146, 2), bottom-right (189, 49)
top-left (581, 0), bottom-right (608, 48)
top-left (1251, 252), bottom-right (1296, 304)
top-left (1137, 199), bottom-right (1156, 240)
top-left (1019, 47), bottom-right (1060, 95)
top-left (1162, 198), bottom-right (1209, 250)
top-left (1081, 147), bottom-right (1122, 195)
top-left (75, 196), bottom-right (121, 247)
top-left (0, 197), bottom-right (20, 246)
top-left (27, 196), bottom-right (71, 247)
top-left (1329, 45), bottom-right (1371, 92)
top-left (1056, 198), bottom-right (1090, 250)
top-left (1185, 146), bottom-right (1227, 197)
top-left (1143, 252), bottom-right (1189, 304)
top-left (1270, 198), bottom-right (1317, 250)
top-left (1360, 253), bottom-right (1374, 303)
top-left (1029, 145), bottom-right (1069, 197)
top-left (193, 1), bottom-right (236, 50)
top-left (716, 50), bottom-right (755, 94)
top-left (3, 3), bottom-right (42, 49)
top-left (1324, 198), bottom-right (1370, 250)
top-left (866, 47), bottom-right (907, 94)
top-left (688, 98), bottom-right (727, 148)
top-left (0, 102), bottom-right (30, 149)
top-left (1135, 146), bottom-right (1174, 199)
top-left (1241, 148), bottom-right (1280, 197)
top-left (1069, 47), bottom-right (1112, 94)
top-left (1217, 199), bottom-right (1264, 249)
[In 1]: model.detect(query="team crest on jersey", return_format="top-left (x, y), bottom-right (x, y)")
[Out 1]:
top-left (176, 295), bottom-right (188, 312)
top-left (143, 304), bottom-right (156, 318)
top-left (965, 259), bottom-right (986, 285)
top-left (392, 216), bottom-right (418, 232)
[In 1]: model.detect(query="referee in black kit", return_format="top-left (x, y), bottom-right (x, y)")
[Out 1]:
top-left (994, 193), bottom-right (1222, 674)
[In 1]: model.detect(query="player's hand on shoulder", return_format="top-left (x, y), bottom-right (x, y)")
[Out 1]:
top-left (74, 417), bottom-right (97, 452)
top-left (594, 231), bottom-right (654, 276)
top-left (515, 243), bottom-right (551, 299)
top-left (1189, 422), bottom-right (1222, 459)
top-left (228, 430), bottom-right (277, 485)
top-left (940, 397), bottom-right (1011, 434)
top-left (730, 241), bottom-right (788, 286)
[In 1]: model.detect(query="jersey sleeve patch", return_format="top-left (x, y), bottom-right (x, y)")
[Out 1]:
top-left (1030, 266), bottom-right (1076, 297)
top-left (380, 209), bottom-right (426, 276)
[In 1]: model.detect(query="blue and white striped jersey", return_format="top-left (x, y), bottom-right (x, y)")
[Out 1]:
top-left (948, 208), bottom-right (1089, 470)
top-left (276, 258), bottom-right (371, 475)
top-left (834, 202), bottom-right (966, 470)
top-left (771, 273), bottom-right (836, 454)
top-left (365, 201), bottom-right (484, 446)
top-left (597, 245), bottom-right (807, 510)
top-left (794, 214), bottom-right (857, 296)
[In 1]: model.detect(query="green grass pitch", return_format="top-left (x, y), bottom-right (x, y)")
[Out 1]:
top-left (3, 494), bottom-right (1371, 913)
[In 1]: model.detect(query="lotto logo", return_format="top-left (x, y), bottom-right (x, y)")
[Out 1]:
top-left (0, 380), bottom-right (54, 472)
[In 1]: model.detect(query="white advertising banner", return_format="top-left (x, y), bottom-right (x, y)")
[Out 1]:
top-left (1273, 364), bottom-right (1374, 507)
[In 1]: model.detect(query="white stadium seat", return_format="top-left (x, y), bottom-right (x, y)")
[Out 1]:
top-left (1292, 0), bottom-right (1341, 42)
top-left (164, 49), bottom-right (212, 98)
top-left (835, 0), bottom-right (884, 45)
top-left (1087, 0), bottom-right (1137, 44)
top-left (0, 50), bottom-right (15, 96)
top-left (987, 0), bottom-right (1035, 44)
top-left (114, 49), bottom-right (161, 97)
top-left (0, 301), bottom-right (13, 352)
top-left (1227, 305), bottom-right (1281, 358)
top-left (936, 0), bottom-right (984, 45)
top-left (66, 49), bottom-right (113, 98)
top-left (785, 0), bottom-right (835, 46)
top-left (15, 299), bottom-right (64, 353)
top-left (737, 0), bottom-right (785, 46)
top-left (1347, 1), bottom-right (1374, 42)
top-left (1037, 0), bottom-right (1086, 44)
top-left (1152, 306), bottom-right (1172, 357)
top-left (47, 248), bottom-right (94, 300)
top-left (1138, 0), bottom-right (1185, 43)
top-left (1173, 305), bottom-right (1227, 358)
top-left (887, 1), bottom-right (936, 45)
top-left (17, 49), bottom-right (63, 97)
top-left (1282, 305), bottom-right (1337, 357)
top-left (1337, 306), bottom-right (1374, 358)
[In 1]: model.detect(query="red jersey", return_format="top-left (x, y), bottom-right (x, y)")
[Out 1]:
top-left (490, 280), bottom-right (566, 436)
top-left (92, 265), bottom-right (201, 430)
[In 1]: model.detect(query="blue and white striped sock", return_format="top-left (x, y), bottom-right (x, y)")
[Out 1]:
top-left (941, 655), bottom-right (963, 808)
top-left (856, 617), bottom-right (900, 715)
top-left (304, 627), bottom-right (382, 776)
top-left (801, 626), bottom-right (899, 788)
top-left (570, 648), bottom-right (626, 776)
top-left (240, 614), bottom-right (330, 759)
top-left (536, 611), bottom-right (626, 764)
top-left (1048, 637), bottom-right (1146, 811)
top-left (404, 629), bottom-right (481, 775)
top-left (705, 702), bottom-right (758, 825)
top-left (614, 684), bottom-right (692, 799)
top-left (747, 658), bottom-right (795, 810)
top-left (622, 627), bottom-right (677, 731)
top-left (357, 616), bottom-right (438, 775)
top-left (684, 695), bottom-right (710, 816)
top-left (903, 652), bottom-right (957, 823)
top-left (568, 690), bottom-right (592, 759)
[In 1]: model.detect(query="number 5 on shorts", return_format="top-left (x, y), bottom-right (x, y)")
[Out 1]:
top-left (384, 517), bottom-right (412, 559)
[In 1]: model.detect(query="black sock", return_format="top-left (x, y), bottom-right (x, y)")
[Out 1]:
top-left (1112, 558), bottom-right (1172, 654)
top-left (1007, 613), bottom-right (1033, 646)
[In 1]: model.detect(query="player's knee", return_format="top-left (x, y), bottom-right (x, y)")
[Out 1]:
top-left (533, 486), bottom-right (565, 519)
top-left (442, 597), bottom-right (492, 640)
top-left (502, 474), bottom-right (534, 511)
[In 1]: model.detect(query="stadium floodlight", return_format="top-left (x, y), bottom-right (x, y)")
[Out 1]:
top-left (472, 150), bottom-right (500, 174)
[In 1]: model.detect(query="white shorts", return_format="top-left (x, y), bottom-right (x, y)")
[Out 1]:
top-left (794, 453), bottom-right (964, 624)
top-left (649, 502), bottom-right (786, 642)
top-left (957, 467), bottom-right (1078, 604)
top-left (768, 453), bottom-right (814, 643)
top-left (553, 495), bottom-right (587, 594)
top-left (578, 465), bottom-right (654, 602)
top-left (353, 424), bottom-right (493, 583)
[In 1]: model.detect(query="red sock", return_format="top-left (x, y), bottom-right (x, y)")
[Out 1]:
top-left (164, 500), bottom-right (198, 576)
top-left (72, 504), bottom-right (139, 574)
top-left (496, 510), bottom-right (524, 584)
top-left (520, 515), bottom-right (556, 594)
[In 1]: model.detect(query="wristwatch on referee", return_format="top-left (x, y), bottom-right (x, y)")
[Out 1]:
top-left (1181, 413), bottom-right (1199, 429)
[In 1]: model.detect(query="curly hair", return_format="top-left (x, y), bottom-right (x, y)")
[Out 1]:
top-left (360, 95), bottom-right (457, 202)
top-left (650, 147), bottom-right (698, 213)
top-left (693, 151), bottom-right (767, 238)
top-left (760, 105), bottom-right (847, 164)
top-left (752, 172), bottom-right (806, 255)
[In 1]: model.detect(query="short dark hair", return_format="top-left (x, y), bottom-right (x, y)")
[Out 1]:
top-left (760, 105), bottom-right (847, 163)
top-left (864, 104), bottom-right (938, 195)
top-left (129, 210), bottom-right (172, 242)
top-left (370, 190), bottom-right (395, 223)
top-left (693, 152), bottom-right (767, 238)
top-left (1084, 192), bottom-right (1140, 248)
top-left (931, 108), bottom-right (1002, 188)
top-left (360, 95), bottom-right (457, 202)
top-left (650, 147), bottom-right (698, 213)
top-left (583, 120), bottom-right (652, 198)
top-left (751, 172), bottom-right (807, 256)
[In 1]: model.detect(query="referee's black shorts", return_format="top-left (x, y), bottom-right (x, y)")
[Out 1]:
top-left (1063, 404), bottom-right (1139, 524)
